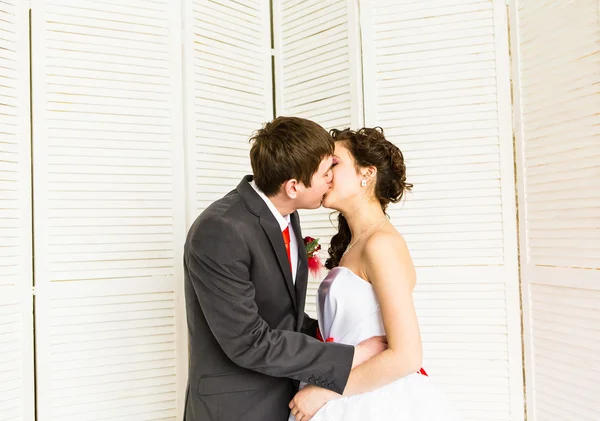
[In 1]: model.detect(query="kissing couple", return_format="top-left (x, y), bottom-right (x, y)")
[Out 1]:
top-left (183, 117), bottom-right (460, 421)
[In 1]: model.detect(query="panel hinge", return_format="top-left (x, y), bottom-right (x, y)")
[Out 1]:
top-left (32, 286), bottom-right (36, 296)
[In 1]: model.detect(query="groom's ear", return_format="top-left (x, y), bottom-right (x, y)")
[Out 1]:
top-left (282, 179), bottom-right (299, 199)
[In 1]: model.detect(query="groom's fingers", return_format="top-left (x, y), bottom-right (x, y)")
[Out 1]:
top-left (290, 403), bottom-right (307, 421)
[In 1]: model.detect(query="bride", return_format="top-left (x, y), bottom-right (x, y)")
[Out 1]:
top-left (288, 128), bottom-right (460, 421)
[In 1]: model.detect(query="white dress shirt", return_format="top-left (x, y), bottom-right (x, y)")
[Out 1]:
top-left (250, 180), bottom-right (298, 283)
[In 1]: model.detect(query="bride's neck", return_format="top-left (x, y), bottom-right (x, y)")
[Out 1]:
top-left (344, 201), bottom-right (386, 238)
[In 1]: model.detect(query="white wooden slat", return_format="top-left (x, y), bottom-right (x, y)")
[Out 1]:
top-left (361, 1), bottom-right (522, 420)
top-left (284, 9), bottom-right (347, 45)
top-left (283, 25), bottom-right (348, 59)
top-left (192, 43), bottom-right (265, 70)
top-left (0, 1), bottom-right (34, 421)
top-left (184, 0), bottom-right (272, 220)
top-left (31, 0), bottom-right (187, 419)
top-left (285, 71), bottom-right (350, 100)
top-left (284, 38), bottom-right (348, 70)
top-left (510, 0), bottom-right (600, 419)
top-left (377, 11), bottom-right (494, 35)
top-left (194, 2), bottom-right (262, 32)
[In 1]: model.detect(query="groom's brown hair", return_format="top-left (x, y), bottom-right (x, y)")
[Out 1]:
top-left (249, 116), bottom-right (334, 196)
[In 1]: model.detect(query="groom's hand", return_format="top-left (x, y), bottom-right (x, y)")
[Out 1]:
top-left (289, 385), bottom-right (339, 421)
top-left (352, 335), bottom-right (388, 368)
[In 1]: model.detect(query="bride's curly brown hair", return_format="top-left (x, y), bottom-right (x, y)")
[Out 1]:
top-left (325, 127), bottom-right (413, 269)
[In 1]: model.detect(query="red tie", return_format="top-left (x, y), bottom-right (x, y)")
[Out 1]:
top-left (282, 226), bottom-right (292, 271)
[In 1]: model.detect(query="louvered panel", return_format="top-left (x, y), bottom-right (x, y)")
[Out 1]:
top-left (186, 0), bottom-right (272, 216)
top-left (31, 1), bottom-right (186, 419)
top-left (529, 283), bottom-right (600, 420)
top-left (413, 267), bottom-right (512, 419)
top-left (47, 282), bottom-right (177, 419)
top-left (367, 0), bottom-right (505, 266)
top-left (362, 1), bottom-right (522, 420)
top-left (516, 0), bottom-right (600, 270)
top-left (279, 0), bottom-right (353, 130)
top-left (0, 1), bottom-right (34, 420)
top-left (511, 1), bottom-right (600, 420)
top-left (276, 0), bottom-right (361, 316)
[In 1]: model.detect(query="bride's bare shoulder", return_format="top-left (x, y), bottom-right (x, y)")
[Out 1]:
top-left (362, 230), bottom-right (415, 279)
top-left (364, 229), bottom-right (410, 256)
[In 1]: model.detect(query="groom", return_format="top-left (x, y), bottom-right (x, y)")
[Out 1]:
top-left (183, 117), bottom-right (385, 420)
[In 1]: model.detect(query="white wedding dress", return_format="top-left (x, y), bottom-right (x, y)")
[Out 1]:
top-left (289, 266), bottom-right (461, 421)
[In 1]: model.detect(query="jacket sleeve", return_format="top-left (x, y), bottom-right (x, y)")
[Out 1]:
top-left (186, 215), bottom-right (354, 394)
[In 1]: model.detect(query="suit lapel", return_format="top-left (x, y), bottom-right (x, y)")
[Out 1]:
top-left (236, 176), bottom-right (301, 313)
top-left (259, 216), bottom-right (297, 311)
top-left (291, 212), bottom-right (308, 325)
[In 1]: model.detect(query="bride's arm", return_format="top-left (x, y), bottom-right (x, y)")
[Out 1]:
top-left (342, 231), bottom-right (423, 396)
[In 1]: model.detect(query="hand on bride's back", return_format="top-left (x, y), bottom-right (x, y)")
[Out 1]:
top-left (352, 336), bottom-right (388, 368)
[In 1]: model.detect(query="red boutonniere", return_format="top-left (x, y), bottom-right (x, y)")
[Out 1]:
top-left (304, 236), bottom-right (324, 276)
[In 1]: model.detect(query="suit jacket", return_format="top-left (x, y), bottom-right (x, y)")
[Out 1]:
top-left (183, 176), bottom-right (354, 421)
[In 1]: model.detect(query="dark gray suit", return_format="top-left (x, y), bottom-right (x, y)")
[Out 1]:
top-left (183, 176), bottom-right (354, 421)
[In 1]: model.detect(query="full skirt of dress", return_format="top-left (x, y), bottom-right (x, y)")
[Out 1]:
top-left (288, 373), bottom-right (460, 421)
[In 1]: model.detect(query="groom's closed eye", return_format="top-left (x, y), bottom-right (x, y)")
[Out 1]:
top-left (328, 160), bottom-right (339, 173)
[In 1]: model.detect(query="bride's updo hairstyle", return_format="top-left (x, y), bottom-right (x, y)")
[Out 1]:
top-left (325, 127), bottom-right (412, 269)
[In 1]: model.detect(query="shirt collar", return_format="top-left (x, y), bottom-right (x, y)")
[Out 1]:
top-left (249, 180), bottom-right (290, 231)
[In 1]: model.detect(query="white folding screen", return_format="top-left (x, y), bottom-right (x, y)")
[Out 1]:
top-left (360, 1), bottom-right (523, 420)
top-left (510, 1), bottom-right (600, 420)
top-left (273, 0), bottom-right (362, 314)
top-left (30, 1), bottom-right (187, 419)
top-left (183, 0), bottom-right (273, 220)
top-left (8, 1), bottom-right (598, 419)
top-left (0, 1), bottom-right (35, 421)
